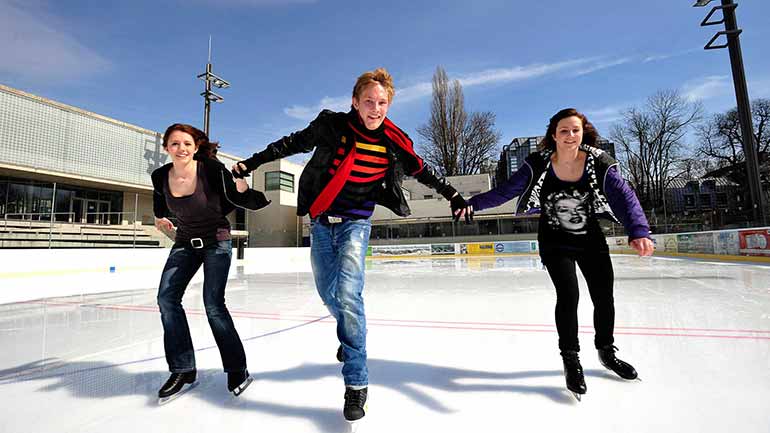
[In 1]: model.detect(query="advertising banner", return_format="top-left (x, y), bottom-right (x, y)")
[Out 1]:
top-left (370, 244), bottom-right (431, 257)
top-left (431, 243), bottom-right (458, 255)
top-left (677, 233), bottom-right (715, 254)
top-left (493, 241), bottom-right (536, 254)
top-left (714, 231), bottom-right (740, 255)
top-left (466, 242), bottom-right (495, 255)
top-left (739, 229), bottom-right (770, 256)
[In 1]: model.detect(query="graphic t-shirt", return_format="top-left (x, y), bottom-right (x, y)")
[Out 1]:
top-left (537, 166), bottom-right (608, 256)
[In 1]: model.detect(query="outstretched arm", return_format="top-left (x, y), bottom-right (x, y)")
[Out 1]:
top-left (232, 110), bottom-right (334, 176)
top-left (604, 166), bottom-right (653, 256)
top-left (467, 163), bottom-right (532, 212)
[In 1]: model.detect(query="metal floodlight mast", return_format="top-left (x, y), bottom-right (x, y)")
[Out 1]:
top-left (198, 37), bottom-right (230, 137)
top-left (695, 0), bottom-right (766, 225)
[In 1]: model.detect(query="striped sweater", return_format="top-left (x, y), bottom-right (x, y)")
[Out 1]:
top-left (324, 120), bottom-right (390, 219)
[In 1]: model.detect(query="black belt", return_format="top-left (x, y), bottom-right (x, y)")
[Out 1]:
top-left (175, 236), bottom-right (222, 249)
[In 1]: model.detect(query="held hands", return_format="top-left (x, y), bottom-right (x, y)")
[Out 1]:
top-left (234, 178), bottom-right (249, 193)
top-left (231, 162), bottom-right (251, 179)
top-left (450, 193), bottom-right (474, 224)
top-left (630, 237), bottom-right (654, 257)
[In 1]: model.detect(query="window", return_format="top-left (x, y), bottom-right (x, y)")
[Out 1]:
top-left (265, 171), bottom-right (294, 192)
top-left (716, 193), bottom-right (728, 207)
top-left (423, 194), bottom-right (434, 199)
top-left (684, 194), bottom-right (696, 208)
top-left (699, 193), bottom-right (712, 208)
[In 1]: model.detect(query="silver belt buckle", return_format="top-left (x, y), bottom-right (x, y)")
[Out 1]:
top-left (327, 216), bottom-right (343, 224)
top-left (190, 238), bottom-right (204, 249)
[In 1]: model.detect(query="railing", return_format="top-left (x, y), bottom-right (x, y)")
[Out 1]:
top-left (1, 211), bottom-right (148, 249)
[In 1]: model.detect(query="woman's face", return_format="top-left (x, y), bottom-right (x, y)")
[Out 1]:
top-left (554, 196), bottom-right (587, 232)
top-left (552, 116), bottom-right (583, 154)
top-left (165, 130), bottom-right (197, 164)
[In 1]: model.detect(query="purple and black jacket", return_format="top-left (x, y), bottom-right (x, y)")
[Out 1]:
top-left (468, 145), bottom-right (650, 241)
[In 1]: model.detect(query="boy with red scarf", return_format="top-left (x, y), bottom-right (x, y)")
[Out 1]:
top-left (233, 68), bottom-right (471, 423)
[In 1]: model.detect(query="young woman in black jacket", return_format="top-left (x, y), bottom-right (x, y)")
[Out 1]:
top-left (151, 123), bottom-right (269, 404)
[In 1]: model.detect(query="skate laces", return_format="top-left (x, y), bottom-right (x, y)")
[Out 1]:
top-left (345, 388), bottom-right (367, 408)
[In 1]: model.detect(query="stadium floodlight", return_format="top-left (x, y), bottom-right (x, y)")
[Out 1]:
top-left (197, 71), bottom-right (230, 89)
top-left (201, 91), bottom-right (224, 103)
top-left (197, 37), bottom-right (230, 136)
top-left (692, 0), bottom-right (766, 225)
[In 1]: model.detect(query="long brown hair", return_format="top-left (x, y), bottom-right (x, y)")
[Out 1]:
top-left (161, 123), bottom-right (219, 159)
top-left (538, 108), bottom-right (599, 151)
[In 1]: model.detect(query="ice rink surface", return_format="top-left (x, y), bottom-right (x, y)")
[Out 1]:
top-left (1, 254), bottom-right (769, 433)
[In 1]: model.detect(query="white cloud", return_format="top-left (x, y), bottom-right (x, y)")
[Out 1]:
top-left (284, 95), bottom-right (351, 120)
top-left (573, 57), bottom-right (633, 76)
top-left (585, 105), bottom-right (629, 124)
top-left (0, 1), bottom-right (110, 81)
top-left (642, 47), bottom-right (700, 63)
top-left (681, 75), bottom-right (730, 102)
top-left (283, 58), bottom-right (610, 121)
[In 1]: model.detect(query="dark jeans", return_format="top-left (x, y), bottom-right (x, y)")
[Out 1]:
top-left (542, 252), bottom-right (615, 353)
top-left (157, 240), bottom-right (247, 373)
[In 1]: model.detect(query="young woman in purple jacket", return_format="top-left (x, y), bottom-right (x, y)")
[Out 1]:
top-left (467, 108), bottom-right (654, 400)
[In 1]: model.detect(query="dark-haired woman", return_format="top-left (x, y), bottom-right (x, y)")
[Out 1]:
top-left (467, 109), bottom-right (653, 400)
top-left (151, 123), bottom-right (270, 404)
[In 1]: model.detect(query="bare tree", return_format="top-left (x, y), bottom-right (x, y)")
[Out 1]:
top-left (417, 67), bottom-right (501, 176)
top-left (696, 98), bottom-right (770, 168)
top-left (609, 90), bottom-right (703, 209)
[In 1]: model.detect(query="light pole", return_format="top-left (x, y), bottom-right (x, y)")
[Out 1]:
top-left (694, 0), bottom-right (766, 226)
top-left (197, 36), bottom-right (230, 137)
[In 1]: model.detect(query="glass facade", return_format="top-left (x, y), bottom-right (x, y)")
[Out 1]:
top-left (0, 86), bottom-right (165, 187)
top-left (265, 171), bottom-right (295, 192)
top-left (0, 176), bottom-right (123, 224)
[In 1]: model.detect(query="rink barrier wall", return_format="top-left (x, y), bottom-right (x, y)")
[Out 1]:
top-left (0, 247), bottom-right (311, 305)
top-left (2, 227), bottom-right (770, 304)
top-left (366, 227), bottom-right (770, 262)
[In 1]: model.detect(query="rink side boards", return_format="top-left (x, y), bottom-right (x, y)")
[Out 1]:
top-left (366, 227), bottom-right (770, 263)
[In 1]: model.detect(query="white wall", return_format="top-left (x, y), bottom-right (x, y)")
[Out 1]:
top-left (0, 247), bottom-right (311, 305)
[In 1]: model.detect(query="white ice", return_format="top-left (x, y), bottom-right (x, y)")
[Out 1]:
top-left (1, 255), bottom-right (769, 433)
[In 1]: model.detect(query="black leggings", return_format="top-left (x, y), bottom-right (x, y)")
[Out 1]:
top-left (542, 252), bottom-right (615, 352)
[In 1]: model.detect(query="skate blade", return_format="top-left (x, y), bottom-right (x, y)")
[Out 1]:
top-left (570, 391), bottom-right (583, 402)
top-left (232, 376), bottom-right (254, 397)
top-left (158, 381), bottom-right (198, 405)
top-left (346, 418), bottom-right (364, 433)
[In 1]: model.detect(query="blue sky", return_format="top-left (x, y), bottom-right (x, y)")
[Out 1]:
top-left (2, 0), bottom-right (769, 161)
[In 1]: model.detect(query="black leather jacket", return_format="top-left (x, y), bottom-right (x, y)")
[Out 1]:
top-left (240, 109), bottom-right (456, 217)
top-left (151, 156), bottom-right (270, 219)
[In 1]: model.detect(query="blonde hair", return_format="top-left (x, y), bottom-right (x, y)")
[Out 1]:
top-left (352, 67), bottom-right (395, 102)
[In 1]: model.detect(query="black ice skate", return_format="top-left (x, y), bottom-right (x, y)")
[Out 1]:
top-left (158, 371), bottom-right (197, 405)
top-left (343, 386), bottom-right (368, 423)
top-left (561, 351), bottom-right (587, 401)
top-left (227, 370), bottom-right (254, 396)
top-left (336, 345), bottom-right (345, 362)
top-left (598, 345), bottom-right (639, 380)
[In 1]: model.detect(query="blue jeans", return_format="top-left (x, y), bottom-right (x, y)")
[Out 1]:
top-left (310, 218), bottom-right (371, 386)
top-left (157, 240), bottom-right (247, 373)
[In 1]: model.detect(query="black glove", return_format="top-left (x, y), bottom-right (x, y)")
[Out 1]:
top-left (450, 194), bottom-right (473, 224)
top-left (252, 191), bottom-right (271, 210)
top-left (232, 161), bottom-right (251, 179)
